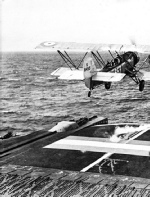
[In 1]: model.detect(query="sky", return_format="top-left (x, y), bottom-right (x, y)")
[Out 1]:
top-left (1, 0), bottom-right (150, 51)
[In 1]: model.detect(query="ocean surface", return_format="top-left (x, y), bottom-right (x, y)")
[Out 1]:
top-left (0, 52), bottom-right (150, 136)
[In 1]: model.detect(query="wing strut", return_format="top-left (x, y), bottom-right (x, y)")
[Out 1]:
top-left (91, 51), bottom-right (105, 68)
top-left (97, 51), bottom-right (105, 65)
top-left (57, 50), bottom-right (88, 70)
top-left (57, 50), bottom-right (75, 70)
top-left (77, 52), bottom-right (88, 69)
top-left (64, 51), bottom-right (77, 68)
top-left (137, 55), bottom-right (150, 71)
top-left (108, 50), bottom-right (115, 60)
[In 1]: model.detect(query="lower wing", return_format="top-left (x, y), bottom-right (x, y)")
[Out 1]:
top-left (140, 70), bottom-right (150, 80)
top-left (51, 67), bottom-right (125, 82)
top-left (51, 67), bottom-right (84, 80)
top-left (93, 72), bottom-right (125, 82)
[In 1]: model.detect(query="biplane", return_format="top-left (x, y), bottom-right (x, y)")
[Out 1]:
top-left (36, 41), bottom-right (150, 97)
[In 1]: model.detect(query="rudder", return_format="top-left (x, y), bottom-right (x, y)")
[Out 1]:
top-left (83, 57), bottom-right (97, 89)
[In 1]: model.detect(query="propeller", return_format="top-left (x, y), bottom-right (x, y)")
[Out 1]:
top-left (128, 36), bottom-right (145, 54)
top-left (129, 37), bottom-right (137, 47)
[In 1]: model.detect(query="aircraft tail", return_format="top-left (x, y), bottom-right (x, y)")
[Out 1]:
top-left (83, 57), bottom-right (97, 89)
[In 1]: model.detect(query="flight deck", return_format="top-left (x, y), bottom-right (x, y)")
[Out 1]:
top-left (0, 117), bottom-right (150, 196)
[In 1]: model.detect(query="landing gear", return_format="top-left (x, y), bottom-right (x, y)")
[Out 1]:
top-left (105, 82), bottom-right (111, 90)
top-left (139, 80), bottom-right (145, 91)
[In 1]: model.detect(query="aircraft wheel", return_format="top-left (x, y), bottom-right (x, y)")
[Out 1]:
top-left (88, 91), bottom-right (91, 97)
top-left (105, 82), bottom-right (111, 90)
top-left (139, 80), bottom-right (145, 91)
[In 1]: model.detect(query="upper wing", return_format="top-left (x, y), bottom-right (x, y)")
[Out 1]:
top-left (36, 41), bottom-right (150, 53)
top-left (51, 67), bottom-right (125, 82)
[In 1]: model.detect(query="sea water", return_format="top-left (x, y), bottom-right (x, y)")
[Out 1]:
top-left (0, 52), bottom-right (150, 136)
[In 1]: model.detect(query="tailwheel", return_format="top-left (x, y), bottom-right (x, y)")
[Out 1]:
top-left (88, 90), bottom-right (91, 97)
top-left (105, 82), bottom-right (111, 90)
top-left (139, 80), bottom-right (145, 91)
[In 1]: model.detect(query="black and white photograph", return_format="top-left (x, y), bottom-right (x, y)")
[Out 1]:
top-left (1, 0), bottom-right (150, 196)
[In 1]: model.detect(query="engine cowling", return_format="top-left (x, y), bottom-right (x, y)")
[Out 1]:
top-left (121, 51), bottom-right (140, 65)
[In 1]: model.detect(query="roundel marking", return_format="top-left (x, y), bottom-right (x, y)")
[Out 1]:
top-left (43, 42), bottom-right (56, 47)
